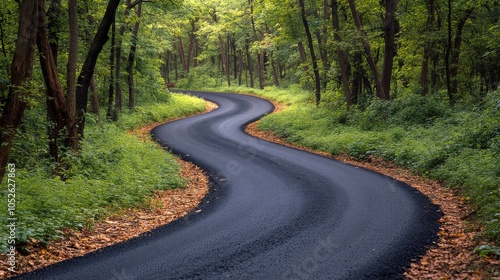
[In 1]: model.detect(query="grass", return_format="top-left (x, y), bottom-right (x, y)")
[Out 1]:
top-left (0, 93), bottom-right (206, 252)
top-left (181, 84), bottom-right (499, 242)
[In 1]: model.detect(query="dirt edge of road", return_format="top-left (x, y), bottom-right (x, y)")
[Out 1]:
top-left (2, 94), bottom-right (497, 279)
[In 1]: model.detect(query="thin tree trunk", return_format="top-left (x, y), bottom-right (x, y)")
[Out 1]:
top-left (0, 0), bottom-right (39, 181)
top-left (76, 0), bottom-right (121, 137)
top-left (256, 51), bottom-right (265, 89)
top-left (380, 0), bottom-right (398, 100)
top-left (449, 9), bottom-right (473, 103)
top-left (270, 51), bottom-right (280, 87)
top-left (174, 53), bottom-right (178, 81)
top-left (298, 0), bottom-right (321, 105)
top-left (177, 37), bottom-right (187, 73)
top-left (46, 0), bottom-right (62, 161)
top-left (332, 0), bottom-right (352, 105)
top-left (66, 0), bottom-right (78, 150)
top-left (37, 0), bottom-right (68, 163)
top-left (420, 0), bottom-right (435, 95)
top-left (347, 0), bottom-right (386, 100)
top-left (127, 1), bottom-right (142, 110)
top-left (107, 18), bottom-right (115, 118)
top-left (114, 0), bottom-right (132, 121)
top-left (245, 39), bottom-right (254, 88)
top-left (445, 0), bottom-right (452, 104)
top-left (238, 49), bottom-right (243, 86)
top-left (218, 34), bottom-right (231, 86)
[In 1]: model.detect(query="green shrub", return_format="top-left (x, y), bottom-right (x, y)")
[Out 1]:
top-left (0, 93), bottom-right (206, 252)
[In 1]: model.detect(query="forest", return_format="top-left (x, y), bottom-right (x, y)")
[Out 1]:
top-left (0, 0), bottom-right (499, 267)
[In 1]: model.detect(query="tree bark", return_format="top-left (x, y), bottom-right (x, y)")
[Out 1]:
top-left (127, 1), bottom-right (142, 110)
top-left (107, 18), bottom-right (115, 118)
top-left (298, 0), bottom-right (321, 105)
top-left (66, 0), bottom-right (78, 151)
top-left (332, 0), bottom-right (352, 105)
top-left (218, 34), bottom-right (231, 86)
top-left (380, 0), bottom-right (398, 100)
top-left (347, 0), bottom-right (386, 100)
top-left (114, 0), bottom-right (132, 120)
top-left (270, 51), bottom-right (280, 87)
top-left (419, 0), bottom-right (435, 95)
top-left (449, 9), bottom-right (473, 103)
top-left (37, 0), bottom-right (69, 164)
top-left (445, 0), bottom-right (452, 104)
top-left (0, 0), bottom-right (39, 181)
top-left (76, 0), bottom-right (121, 137)
top-left (46, 0), bottom-right (62, 161)
top-left (245, 39), bottom-right (254, 88)
top-left (177, 37), bottom-right (187, 73)
top-left (256, 51), bottom-right (265, 89)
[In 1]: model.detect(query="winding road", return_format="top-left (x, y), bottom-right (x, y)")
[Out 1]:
top-left (15, 91), bottom-right (441, 279)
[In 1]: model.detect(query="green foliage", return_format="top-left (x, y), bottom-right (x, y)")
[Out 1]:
top-left (176, 65), bottom-right (220, 90)
top-left (201, 85), bottom-right (499, 242)
top-left (0, 94), bottom-right (206, 253)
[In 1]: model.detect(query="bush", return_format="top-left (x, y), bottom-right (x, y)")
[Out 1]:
top-left (0, 94), bottom-right (206, 252)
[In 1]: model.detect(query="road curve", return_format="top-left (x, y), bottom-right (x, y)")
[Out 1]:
top-left (15, 91), bottom-right (441, 280)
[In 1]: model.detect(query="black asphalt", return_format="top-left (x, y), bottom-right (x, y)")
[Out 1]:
top-left (14, 90), bottom-right (441, 280)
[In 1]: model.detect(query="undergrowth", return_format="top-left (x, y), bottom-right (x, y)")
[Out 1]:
top-left (184, 84), bottom-right (499, 242)
top-left (0, 93), bottom-right (205, 252)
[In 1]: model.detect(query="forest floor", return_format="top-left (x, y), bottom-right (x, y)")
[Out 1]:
top-left (1, 95), bottom-right (498, 279)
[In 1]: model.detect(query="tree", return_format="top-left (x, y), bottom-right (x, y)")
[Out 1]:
top-left (380, 0), bottom-right (398, 100)
top-left (127, 1), bottom-right (143, 109)
top-left (66, 0), bottom-right (79, 150)
top-left (347, 0), bottom-right (387, 100)
top-left (298, 0), bottom-right (321, 105)
top-left (331, 0), bottom-right (352, 105)
top-left (0, 0), bottom-right (39, 181)
top-left (76, 0), bottom-right (121, 137)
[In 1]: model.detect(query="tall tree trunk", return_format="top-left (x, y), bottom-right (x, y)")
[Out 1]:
top-left (245, 39), bottom-right (254, 88)
top-left (177, 37), bottom-right (187, 74)
top-left (127, 1), bottom-right (142, 110)
top-left (347, 0), bottom-right (386, 100)
top-left (0, 0), bottom-right (39, 182)
top-left (218, 34), bottom-right (231, 87)
top-left (445, 0), bottom-right (452, 104)
top-left (238, 49), bottom-right (243, 86)
top-left (420, 0), bottom-right (435, 95)
top-left (332, 0), bottom-right (352, 105)
top-left (76, 0), bottom-right (121, 137)
top-left (256, 51), bottom-right (265, 89)
top-left (231, 37), bottom-right (238, 80)
top-left (298, 0), bottom-right (321, 105)
top-left (174, 53), bottom-right (178, 81)
top-left (37, 0), bottom-right (68, 164)
top-left (449, 9), bottom-right (473, 103)
top-left (380, 0), bottom-right (398, 100)
top-left (297, 41), bottom-right (308, 71)
top-left (46, 0), bottom-right (62, 161)
top-left (66, 0), bottom-right (78, 151)
top-left (114, 0), bottom-right (133, 121)
top-left (107, 18), bottom-right (115, 118)
top-left (270, 51), bottom-right (280, 87)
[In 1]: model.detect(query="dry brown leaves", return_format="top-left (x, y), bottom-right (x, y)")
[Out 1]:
top-left (2, 96), bottom-right (498, 279)
top-left (0, 102), bottom-right (216, 279)
top-left (245, 99), bottom-right (499, 279)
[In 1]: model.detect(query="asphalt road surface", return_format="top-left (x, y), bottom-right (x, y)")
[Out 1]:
top-left (15, 91), bottom-right (441, 280)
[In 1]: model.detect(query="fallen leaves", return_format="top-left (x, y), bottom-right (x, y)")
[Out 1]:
top-left (0, 103), bottom-right (214, 279)
top-left (244, 99), bottom-right (499, 280)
